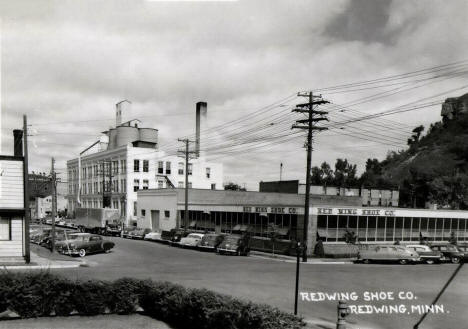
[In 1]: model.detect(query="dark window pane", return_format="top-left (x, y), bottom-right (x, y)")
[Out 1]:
top-left (338, 216), bottom-right (348, 228)
top-left (317, 215), bottom-right (327, 228)
top-left (348, 216), bottom-right (357, 229)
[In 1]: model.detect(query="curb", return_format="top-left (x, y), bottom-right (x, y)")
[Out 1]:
top-left (249, 253), bottom-right (354, 264)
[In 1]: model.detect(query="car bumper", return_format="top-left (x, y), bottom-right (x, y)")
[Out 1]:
top-left (198, 245), bottom-right (216, 250)
top-left (217, 248), bottom-right (237, 254)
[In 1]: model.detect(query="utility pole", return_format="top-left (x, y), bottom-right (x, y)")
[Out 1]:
top-left (50, 157), bottom-right (57, 253)
top-left (23, 115), bottom-right (31, 263)
top-left (178, 139), bottom-right (196, 231)
top-left (292, 92), bottom-right (329, 262)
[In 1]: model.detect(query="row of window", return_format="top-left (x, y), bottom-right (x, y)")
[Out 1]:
top-left (317, 215), bottom-right (468, 242)
top-left (69, 160), bottom-right (128, 180)
top-left (74, 179), bottom-right (128, 195)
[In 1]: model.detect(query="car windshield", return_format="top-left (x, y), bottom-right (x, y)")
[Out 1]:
top-left (224, 236), bottom-right (240, 244)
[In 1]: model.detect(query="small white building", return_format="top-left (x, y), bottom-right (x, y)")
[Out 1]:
top-left (0, 129), bottom-right (29, 263)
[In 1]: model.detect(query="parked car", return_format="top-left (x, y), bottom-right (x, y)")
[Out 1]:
top-left (105, 223), bottom-right (122, 237)
top-left (406, 244), bottom-right (443, 264)
top-left (40, 229), bottom-right (76, 250)
top-left (144, 231), bottom-right (163, 242)
top-left (217, 234), bottom-right (250, 256)
top-left (128, 228), bottom-right (152, 240)
top-left (357, 245), bottom-right (420, 264)
top-left (57, 219), bottom-right (67, 226)
top-left (169, 229), bottom-right (191, 245)
top-left (56, 233), bottom-right (115, 257)
top-left (429, 244), bottom-right (465, 263)
top-left (178, 233), bottom-right (204, 248)
top-left (197, 233), bottom-right (225, 251)
top-left (122, 226), bottom-right (138, 238)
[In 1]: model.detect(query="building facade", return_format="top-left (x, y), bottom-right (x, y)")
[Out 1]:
top-left (67, 101), bottom-right (223, 225)
top-left (137, 188), bottom-right (361, 254)
top-left (259, 180), bottom-right (399, 207)
top-left (0, 130), bottom-right (29, 263)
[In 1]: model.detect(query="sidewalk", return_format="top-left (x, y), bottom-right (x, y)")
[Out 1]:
top-left (250, 250), bottom-right (355, 264)
top-left (0, 245), bottom-right (86, 270)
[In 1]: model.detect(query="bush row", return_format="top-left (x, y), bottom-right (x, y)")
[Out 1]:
top-left (0, 271), bottom-right (305, 329)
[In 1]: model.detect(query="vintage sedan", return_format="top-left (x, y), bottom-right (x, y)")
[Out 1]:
top-left (128, 228), bottom-right (152, 240)
top-left (178, 233), bottom-right (204, 248)
top-left (406, 244), bottom-right (443, 264)
top-left (429, 244), bottom-right (465, 263)
top-left (144, 231), bottom-right (163, 242)
top-left (217, 234), bottom-right (250, 256)
top-left (197, 233), bottom-right (225, 251)
top-left (357, 245), bottom-right (420, 264)
top-left (122, 226), bottom-right (138, 238)
top-left (56, 233), bottom-right (115, 257)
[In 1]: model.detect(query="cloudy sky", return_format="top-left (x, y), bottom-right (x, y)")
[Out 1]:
top-left (1, 0), bottom-right (468, 190)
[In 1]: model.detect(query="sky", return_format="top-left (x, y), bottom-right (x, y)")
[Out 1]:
top-left (1, 0), bottom-right (468, 190)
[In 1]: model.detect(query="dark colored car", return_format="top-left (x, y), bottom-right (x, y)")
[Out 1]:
top-left (217, 234), bottom-right (250, 256)
top-left (56, 233), bottom-right (115, 257)
top-left (128, 228), bottom-right (152, 240)
top-left (197, 233), bottom-right (225, 251)
top-left (105, 223), bottom-right (122, 237)
top-left (169, 229), bottom-right (191, 245)
top-left (122, 226), bottom-right (138, 238)
top-left (429, 244), bottom-right (465, 263)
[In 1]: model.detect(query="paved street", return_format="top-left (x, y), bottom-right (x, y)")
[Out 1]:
top-left (53, 237), bottom-right (468, 329)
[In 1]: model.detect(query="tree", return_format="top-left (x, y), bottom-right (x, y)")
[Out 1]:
top-left (343, 228), bottom-right (358, 258)
top-left (224, 182), bottom-right (246, 191)
top-left (411, 125), bottom-right (425, 143)
top-left (334, 159), bottom-right (358, 187)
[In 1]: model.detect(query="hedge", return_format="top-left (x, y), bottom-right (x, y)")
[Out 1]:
top-left (0, 271), bottom-right (305, 329)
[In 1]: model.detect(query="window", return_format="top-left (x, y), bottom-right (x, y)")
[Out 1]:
top-left (121, 160), bottom-right (126, 173)
top-left (114, 180), bottom-right (119, 192)
top-left (206, 167), bottom-right (211, 178)
top-left (143, 160), bottom-right (149, 172)
top-left (141, 209), bottom-right (146, 217)
top-left (165, 210), bottom-right (170, 218)
top-left (133, 202), bottom-right (137, 216)
top-left (178, 181), bottom-right (184, 188)
top-left (112, 161), bottom-right (119, 174)
top-left (158, 180), bottom-right (164, 189)
top-left (211, 183), bottom-right (216, 190)
top-left (121, 179), bottom-right (126, 193)
top-left (166, 161), bottom-right (171, 174)
top-left (158, 161), bottom-right (164, 174)
top-left (188, 163), bottom-right (193, 175)
top-left (134, 159), bottom-right (140, 172)
top-left (178, 162), bottom-right (184, 175)
top-left (143, 179), bottom-right (149, 190)
top-left (0, 218), bottom-right (11, 240)
top-left (133, 179), bottom-right (140, 192)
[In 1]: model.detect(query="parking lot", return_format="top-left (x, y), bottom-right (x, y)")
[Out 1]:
top-left (42, 235), bottom-right (468, 329)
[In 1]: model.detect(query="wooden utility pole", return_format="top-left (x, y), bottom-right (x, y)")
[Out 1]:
top-left (50, 157), bottom-right (57, 253)
top-left (23, 115), bottom-right (31, 263)
top-left (178, 139), bottom-right (196, 231)
top-left (292, 92), bottom-right (329, 262)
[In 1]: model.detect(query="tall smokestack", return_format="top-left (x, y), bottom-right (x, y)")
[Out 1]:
top-left (13, 129), bottom-right (23, 157)
top-left (195, 101), bottom-right (207, 158)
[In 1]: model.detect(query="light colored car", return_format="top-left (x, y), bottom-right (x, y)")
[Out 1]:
top-left (357, 245), bottom-right (420, 265)
top-left (144, 231), bottom-right (162, 241)
top-left (179, 233), bottom-right (204, 248)
top-left (406, 244), bottom-right (443, 264)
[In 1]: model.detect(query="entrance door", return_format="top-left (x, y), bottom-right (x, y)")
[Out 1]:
top-left (151, 210), bottom-right (160, 231)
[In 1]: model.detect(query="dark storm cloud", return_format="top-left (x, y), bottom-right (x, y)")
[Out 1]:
top-left (324, 0), bottom-right (395, 44)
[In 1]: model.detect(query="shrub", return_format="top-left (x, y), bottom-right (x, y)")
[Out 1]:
top-left (72, 280), bottom-right (110, 315)
top-left (5, 271), bottom-right (58, 318)
top-left (0, 272), bottom-right (305, 329)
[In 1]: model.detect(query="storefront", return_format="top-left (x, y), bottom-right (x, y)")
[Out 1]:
top-left (137, 188), bottom-right (361, 254)
top-left (312, 206), bottom-right (468, 244)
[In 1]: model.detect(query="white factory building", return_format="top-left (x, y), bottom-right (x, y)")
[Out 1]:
top-left (67, 101), bottom-right (223, 225)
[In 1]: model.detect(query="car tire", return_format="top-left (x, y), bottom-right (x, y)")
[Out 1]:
top-left (451, 257), bottom-right (460, 264)
top-left (425, 259), bottom-right (435, 265)
top-left (78, 249), bottom-right (86, 257)
top-left (399, 259), bottom-right (408, 265)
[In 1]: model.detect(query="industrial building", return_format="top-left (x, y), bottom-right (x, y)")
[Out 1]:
top-left (259, 180), bottom-right (399, 207)
top-left (0, 130), bottom-right (29, 263)
top-left (67, 101), bottom-right (222, 225)
top-left (137, 188), bottom-right (468, 255)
